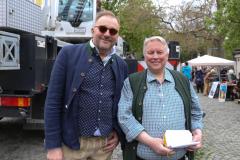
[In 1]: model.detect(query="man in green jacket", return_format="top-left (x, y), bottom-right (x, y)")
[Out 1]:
top-left (118, 36), bottom-right (203, 160)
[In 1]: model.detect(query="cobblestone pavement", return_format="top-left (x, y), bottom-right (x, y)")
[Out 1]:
top-left (111, 93), bottom-right (240, 160)
top-left (198, 94), bottom-right (240, 160)
top-left (0, 92), bottom-right (239, 159)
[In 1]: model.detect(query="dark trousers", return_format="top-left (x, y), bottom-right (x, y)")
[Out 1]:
top-left (196, 84), bottom-right (203, 93)
top-left (136, 155), bottom-right (185, 160)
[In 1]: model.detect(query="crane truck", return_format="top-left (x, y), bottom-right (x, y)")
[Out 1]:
top-left (0, 0), bottom-right (106, 128)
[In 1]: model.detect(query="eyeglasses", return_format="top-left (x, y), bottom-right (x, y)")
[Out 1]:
top-left (94, 25), bottom-right (118, 36)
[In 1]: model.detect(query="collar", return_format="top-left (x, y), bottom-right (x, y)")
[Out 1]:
top-left (146, 68), bottom-right (174, 83)
top-left (89, 39), bottom-right (95, 50)
top-left (90, 39), bottom-right (115, 66)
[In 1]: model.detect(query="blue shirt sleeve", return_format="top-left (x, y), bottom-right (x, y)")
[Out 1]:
top-left (118, 78), bottom-right (145, 142)
top-left (190, 83), bottom-right (204, 130)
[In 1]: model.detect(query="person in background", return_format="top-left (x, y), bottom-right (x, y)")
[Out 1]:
top-left (118, 36), bottom-right (203, 160)
top-left (44, 10), bottom-right (128, 160)
top-left (181, 62), bottom-right (192, 81)
top-left (227, 69), bottom-right (237, 100)
top-left (203, 69), bottom-right (215, 96)
top-left (227, 69), bottom-right (236, 84)
top-left (191, 67), bottom-right (197, 82)
top-left (195, 67), bottom-right (204, 93)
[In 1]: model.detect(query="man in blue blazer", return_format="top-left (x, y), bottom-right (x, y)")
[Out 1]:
top-left (44, 10), bottom-right (128, 160)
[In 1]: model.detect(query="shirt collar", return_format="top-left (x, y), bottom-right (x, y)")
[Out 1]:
top-left (90, 39), bottom-right (115, 66)
top-left (146, 68), bottom-right (175, 83)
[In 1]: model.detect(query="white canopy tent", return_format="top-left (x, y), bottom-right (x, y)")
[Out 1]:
top-left (188, 55), bottom-right (236, 82)
top-left (188, 55), bottom-right (235, 66)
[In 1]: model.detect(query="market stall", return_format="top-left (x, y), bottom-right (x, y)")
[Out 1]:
top-left (188, 55), bottom-right (237, 101)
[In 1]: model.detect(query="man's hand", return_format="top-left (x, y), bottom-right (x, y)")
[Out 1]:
top-left (187, 129), bottom-right (202, 151)
top-left (103, 131), bottom-right (119, 152)
top-left (148, 137), bottom-right (175, 156)
top-left (47, 148), bottom-right (63, 160)
top-left (137, 131), bottom-right (175, 156)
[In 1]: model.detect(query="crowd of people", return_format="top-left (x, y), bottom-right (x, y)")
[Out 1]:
top-left (181, 63), bottom-right (239, 100)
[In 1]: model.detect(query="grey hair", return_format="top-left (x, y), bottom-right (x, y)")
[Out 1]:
top-left (143, 36), bottom-right (169, 55)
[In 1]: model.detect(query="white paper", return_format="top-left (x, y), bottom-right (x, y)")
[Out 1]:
top-left (164, 130), bottom-right (200, 149)
top-left (169, 141), bottom-right (200, 149)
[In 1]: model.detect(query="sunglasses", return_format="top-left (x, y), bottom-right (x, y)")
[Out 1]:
top-left (95, 25), bottom-right (118, 36)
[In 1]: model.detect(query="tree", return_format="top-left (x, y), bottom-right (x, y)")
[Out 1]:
top-left (211, 0), bottom-right (240, 58)
top-left (157, 0), bottom-right (223, 61)
top-left (101, 0), bottom-right (127, 14)
top-left (102, 0), bottom-right (162, 59)
top-left (101, 0), bottom-right (225, 61)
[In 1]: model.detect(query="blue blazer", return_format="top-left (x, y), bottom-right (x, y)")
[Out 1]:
top-left (44, 43), bottom-right (128, 150)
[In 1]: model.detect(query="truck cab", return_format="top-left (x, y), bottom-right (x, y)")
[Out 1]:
top-left (41, 0), bottom-right (97, 43)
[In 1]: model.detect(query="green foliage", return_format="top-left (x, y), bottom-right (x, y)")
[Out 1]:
top-left (102, 0), bottom-right (229, 60)
top-left (101, 0), bottom-right (162, 59)
top-left (194, 146), bottom-right (215, 160)
top-left (211, 0), bottom-right (240, 58)
top-left (101, 0), bottom-right (128, 15)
